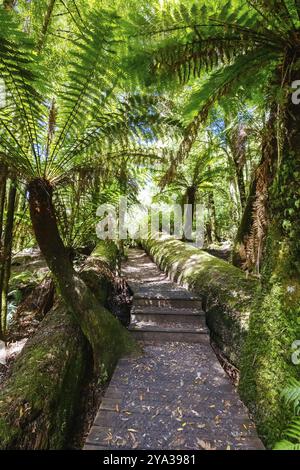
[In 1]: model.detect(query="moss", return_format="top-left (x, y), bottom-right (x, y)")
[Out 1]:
top-left (92, 241), bottom-right (119, 270)
top-left (142, 236), bottom-right (257, 367)
top-left (239, 225), bottom-right (300, 448)
top-left (0, 306), bottom-right (88, 449)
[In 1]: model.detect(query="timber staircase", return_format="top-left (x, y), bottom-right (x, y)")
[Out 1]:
top-left (125, 249), bottom-right (209, 343)
top-left (84, 248), bottom-right (264, 450)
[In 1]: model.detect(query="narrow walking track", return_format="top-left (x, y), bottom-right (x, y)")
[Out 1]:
top-left (84, 249), bottom-right (264, 450)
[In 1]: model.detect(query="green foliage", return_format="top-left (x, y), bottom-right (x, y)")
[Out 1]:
top-left (274, 379), bottom-right (300, 450)
top-left (239, 223), bottom-right (300, 447)
top-left (1, 0), bottom-right (300, 451)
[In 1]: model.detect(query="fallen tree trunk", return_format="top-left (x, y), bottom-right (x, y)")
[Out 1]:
top-left (142, 236), bottom-right (257, 367)
top-left (0, 243), bottom-right (138, 449)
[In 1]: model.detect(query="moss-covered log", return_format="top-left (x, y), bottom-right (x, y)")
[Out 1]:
top-left (142, 236), bottom-right (257, 367)
top-left (0, 304), bottom-right (87, 449)
top-left (0, 242), bottom-right (138, 449)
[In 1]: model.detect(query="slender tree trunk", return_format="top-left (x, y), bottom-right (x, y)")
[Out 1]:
top-left (233, 160), bottom-right (247, 210)
top-left (0, 164), bottom-right (7, 244)
top-left (0, 177), bottom-right (16, 339)
top-left (27, 178), bottom-right (137, 373)
top-left (183, 186), bottom-right (196, 242)
top-left (226, 120), bottom-right (247, 211)
top-left (37, 0), bottom-right (57, 51)
top-left (14, 188), bottom-right (27, 251)
top-left (207, 190), bottom-right (219, 244)
top-left (0, 165), bottom-right (6, 339)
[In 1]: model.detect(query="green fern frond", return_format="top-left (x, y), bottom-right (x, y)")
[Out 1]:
top-left (274, 379), bottom-right (300, 450)
top-left (0, 7), bottom-right (45, 176)
top-left (47, 9), bottom-right (121, 169)
top-left (281, 378), bottom-right (300, 414)
top-left (274, 439), bottom-right (300, 450)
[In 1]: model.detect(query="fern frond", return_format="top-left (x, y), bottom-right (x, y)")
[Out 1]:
top-left (274, 439), bottom-right (300, 450)
top-left (0, 7), bottom-right (46, 176)
top-left (282, 378), bottom-right (300, 414)
top-left (46, 8), bottom-right (121, 174)
top-left (164, 47), bottom-right (278, 183)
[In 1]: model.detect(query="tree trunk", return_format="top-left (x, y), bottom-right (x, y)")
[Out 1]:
top-left (207, 190), bottom-right (219, 244)
top-left (232, 106), bottom-right (278, 271)
top-left (0, 177), bottom-right (16, 339)
top-left (27, 178), bottom-right (137, 374)
top-left (183, 185), bottom-right (196, 242)
top-left (0, 164), bottom-right (7, 244)
top-left (226, 121), bottom-right (247, 211)
top-left (239, 64), bottom-right (300, 446)
top-left (234, 160), bottom-right (247, 210)
top-left (270, 64), bottom-right (300, 277)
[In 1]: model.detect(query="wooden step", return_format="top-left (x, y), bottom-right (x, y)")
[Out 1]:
top-left (131, 306), bottom-right (204, 316)
top-left (131, 308), bottom-right (206, 328)
top-left (128, 325), bottom-right (210, 343)
top-left (134, 288), bottom-right (201, 301)
top-left (131, 316), bottom-right (206, 328)
top-left (133, 293), bottom-right (202, 309)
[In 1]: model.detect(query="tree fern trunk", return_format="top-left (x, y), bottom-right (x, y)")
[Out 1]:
top-left (270, 65), bottom-right (300, 277)
top-left (239, 65), bottom-right (300, 442)
top-left (0, 177), bottom-right (16, 339)
top-left (27, 178), bottom-right (137, 373)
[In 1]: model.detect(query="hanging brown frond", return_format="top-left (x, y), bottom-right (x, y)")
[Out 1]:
top-left (242, 105), bottom-right (279, 275)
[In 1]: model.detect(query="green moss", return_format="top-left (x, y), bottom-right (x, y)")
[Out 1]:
top-left (239, 225), bottom-right (300, 448)
top-left (92, 241), bottom-right (119, 270)
top-left (0, 307), bottom-right (87, 449)
top-left (0, 240), bottom-right (139, 449)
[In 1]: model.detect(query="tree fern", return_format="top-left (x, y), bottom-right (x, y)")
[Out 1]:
top-left (129, 0), bottom-right (291, 191)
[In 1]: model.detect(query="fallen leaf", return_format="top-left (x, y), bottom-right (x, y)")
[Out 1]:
top-left (197, 439), bottom-right (217, 450)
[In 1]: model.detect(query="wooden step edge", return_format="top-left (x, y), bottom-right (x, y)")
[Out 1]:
top-left (131, 309), bottom-right (206, 317)
top-left (133, 293), bottom-right (202, 301)
top-left (128, 325), bottom-right (209, 334)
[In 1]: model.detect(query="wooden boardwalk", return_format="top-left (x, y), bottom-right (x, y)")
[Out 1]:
top-left (84, 249), bottom-right (264, 450)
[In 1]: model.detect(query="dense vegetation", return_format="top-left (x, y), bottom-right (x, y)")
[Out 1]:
top-left (0, 0), bottom-right (299, 450)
